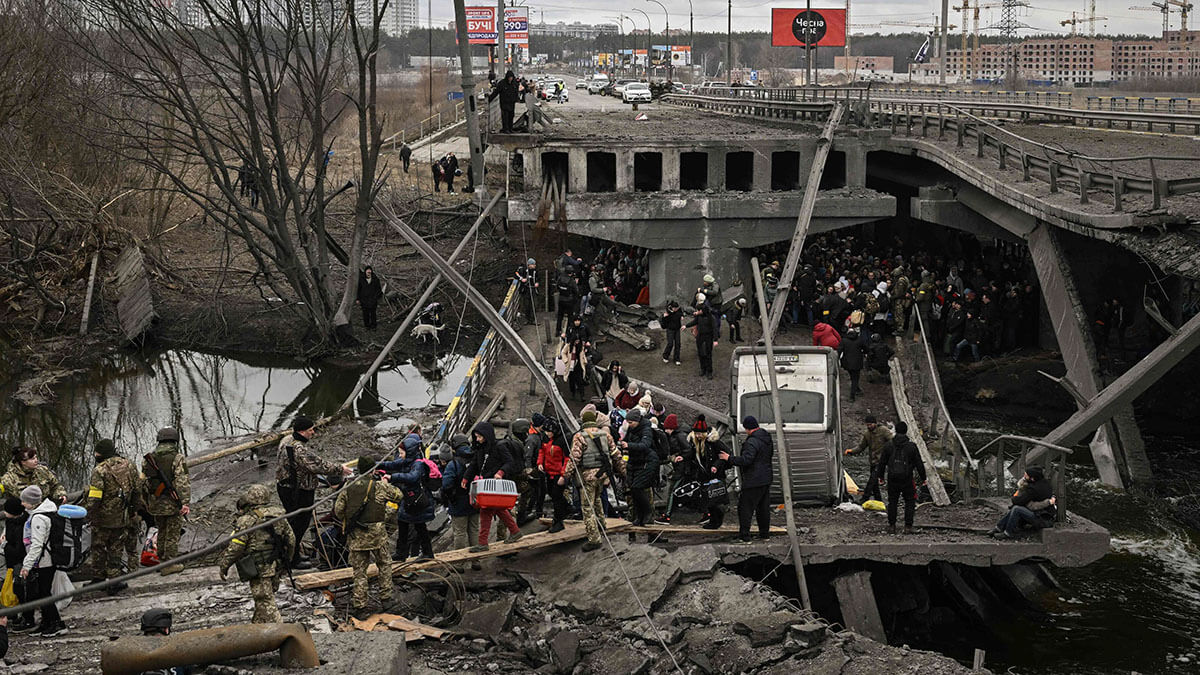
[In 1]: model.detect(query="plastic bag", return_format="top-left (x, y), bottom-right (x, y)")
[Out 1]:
top-left (53, 570), bottom-right (74, 612)
top-left (1, 569), bottom-right (18, 607)
top-left (862, 499), bottom-right (886, 512)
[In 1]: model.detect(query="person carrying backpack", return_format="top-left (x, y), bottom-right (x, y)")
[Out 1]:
top-left (86, 438), bottom-right (145, 594)
top-left (331, 460), bottom-right (404, 616)
top-left (621, 409), bottom-right (657, 527)
top-left (441, 436), bottom-right (478, 549)
top-left (874, 421), bottom-right (926, 534)
top-left (144, 427), bottom-right (191, 575)
top-left (381, 443), bottom-right (437, 562)
top-left (18, 486), bottom-right (67, 636)
top-left (217, 484), bottom-right (296, 623)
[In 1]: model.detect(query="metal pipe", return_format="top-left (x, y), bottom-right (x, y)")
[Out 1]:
top-left (749, 257), bottom-right (812, 611)
top-left (101, 623), bottom-right (320, 675)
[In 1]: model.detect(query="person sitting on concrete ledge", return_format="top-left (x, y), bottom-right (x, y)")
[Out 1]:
top-left (992, 466), bottom-right (1056, 540)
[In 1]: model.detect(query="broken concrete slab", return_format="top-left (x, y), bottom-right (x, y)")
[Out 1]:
top-left (457, 596), bottom-right (516, 640)
top-left (673, 543), bottom-right (721, 583)
top-left (787, 622), bottom-right (828, 648)
top-left (733, 610), bottom-right (802, 647)
top-left (655, 569), bottom-right (787, 626)
top-left (576, 643), bottom-right (650, 675)
top-left (550, 630), bottom-right (580, 672)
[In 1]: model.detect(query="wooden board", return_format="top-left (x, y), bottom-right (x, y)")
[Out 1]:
top-left (113, 245), bottom-right (156, 341)
top-left (889, 357), bottom-right (951, 506)
top-left (293, 518), bottom-right (632, 590)
top-left (832, 570), bottom-right (886, 643)
top-left (536, 519), bottom-right (788, 536)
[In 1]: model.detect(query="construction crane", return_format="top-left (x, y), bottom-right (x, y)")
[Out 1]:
top-left (1130, 3), bottom-right (1172, 36)
top-left (1166, 0), bottom-right (1193, 40)
top-left (1060, 10), bottom-right (1109, 35)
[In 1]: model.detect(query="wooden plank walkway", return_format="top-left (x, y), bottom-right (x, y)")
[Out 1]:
top-left (114, 245), bottom-right (156, 341)
top-left (293, 518), bottom-right (632, 590)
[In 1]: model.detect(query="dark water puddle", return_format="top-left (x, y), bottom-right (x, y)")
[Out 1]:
top-left (0, 346), bottom-right (470, 490)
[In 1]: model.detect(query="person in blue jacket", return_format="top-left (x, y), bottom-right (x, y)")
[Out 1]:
top-left (380, 436), bottom-right (435, 561)
top-left (441, 435), bottom-right (478, 550)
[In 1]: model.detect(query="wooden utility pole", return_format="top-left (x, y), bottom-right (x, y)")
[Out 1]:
top-left (749, 257), bottom-right (812, 611)
top-left (765, 103), bottom-right (845, 340)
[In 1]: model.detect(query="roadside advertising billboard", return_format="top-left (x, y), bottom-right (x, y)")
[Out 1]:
top-left (770, 8), bottom-right (847, 48)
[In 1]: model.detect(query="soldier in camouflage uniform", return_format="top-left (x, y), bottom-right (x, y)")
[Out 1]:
top-left (0, 447), bottom-right (66, 504)
top-left (86, 439), bottom-right (145, 592)
top-left (218, 484), bottom-right (296, 623)
top-left (142, 427), bottom-right (191, 575)
top-left (276, 416), bottom-right (352, 568)
top-left (565, 411), bottom-right (625, 551)
top-left (333, 457), bottom-right (405, 615)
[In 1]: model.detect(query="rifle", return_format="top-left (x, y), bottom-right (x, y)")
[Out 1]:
top-left (144, 453), bottom-right (181, 505)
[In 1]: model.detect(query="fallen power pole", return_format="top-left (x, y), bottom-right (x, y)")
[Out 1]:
top-left (750, 257), bottom-right (812, 611)
top-left (378, 204), bottom-right (579, 434)
top-left (765, 103), bottom-right (846, 341)
top-left (1019, 308), bottom-right (1200, 475)
top-left (337, 191), bottom-right (504, 415)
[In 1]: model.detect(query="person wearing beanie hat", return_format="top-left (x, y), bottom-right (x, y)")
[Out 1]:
top-left (566, 404), bottom-right (625, 551)
top-left (845, 415), bottom-right (893, 504)
top-left (874, 421), bottom-right (925, 534)
top-left (87, 437), bottom-right (144, 592)
top-left (637, 393), bottom-right (653, 416)
top-left (19, 483), bottom-right (66, 635)
top-left (581, 410), bottom-right (599, 426)
top-left (218, 484), bottom-right (297, 622)
top-left (442, 433), bottom-right (479, 550)
top-left (1, 447), bottom-right (65, 506)
top-left (143, 427), bottom-right (193, 575)
top-left (536, 419), bottom-right (570, 533)
top-left (685, 298), bottom-right (718, 379)
top-left (516, 257), bottom-right (539, 325)
top-left (619, 408), bottom-right (656, 526)
top-left (697, 272), bottom-right (723, 336)
top-left (719, 415), bottom-right (775, 542)
top-left (992, 465), bottom-right (1056, 540)
top-left (662, 414), bottom-right (678, 431)
top-left (276, 416), bottom-right (352, 570)
top-left (657, 412), bottom-right (711, 526)
top-left (330, 460), bottom-right (403, 616)
top-left (531, 412), bottom-right (547, 429)
top-left (1, 495), bottom-right (34, 632)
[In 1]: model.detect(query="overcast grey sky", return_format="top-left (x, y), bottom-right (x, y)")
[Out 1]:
top-left (430, 0), bottom-right (1170, 40)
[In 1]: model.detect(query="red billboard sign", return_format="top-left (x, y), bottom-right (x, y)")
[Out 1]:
top-left (771, 8), bottom-right (846, 47)
top-left (465, 6), bottom-right (497, 45)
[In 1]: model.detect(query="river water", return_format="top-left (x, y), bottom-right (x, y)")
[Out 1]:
top-left (958, 420), bottom-right (1200, 674)
top-left (0, 345), bottom-right (471, 490)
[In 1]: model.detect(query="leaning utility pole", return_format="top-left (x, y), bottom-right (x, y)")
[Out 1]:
top-left (497, 0), bottom-right (506, 75)
top-left (453, 0), bottom-right (486, 197)
top-left (750, 257), bottom-right (812, 612)
top-left (727, 0), bottom-right (732, 84)
top-left (940, 0), bottom-right (949, 84)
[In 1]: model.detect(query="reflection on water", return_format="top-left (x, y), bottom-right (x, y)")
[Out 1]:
top-left (0, 347), bottom-right (470, 489)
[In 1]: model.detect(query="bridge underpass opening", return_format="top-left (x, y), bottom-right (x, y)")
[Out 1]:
top-left (586, 151), bottom-right (616, 192)
top-left (541, 151), bottom-right (569, 192)
top-left (771, 151), bottom-right (800, 191)
top-left (634, 152), bottom-right (663, 192)
top-left (680, 151), bottom-right (708, 190)
top-left (725, 151), bottom-right (753, 191)
top-left (820, 150), bottom-right (847, 189)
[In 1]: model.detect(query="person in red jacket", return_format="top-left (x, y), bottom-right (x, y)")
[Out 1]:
top-left (812, 322), bottom-right (842, 349)
top-left (536, 419), bottom-right (570, 533)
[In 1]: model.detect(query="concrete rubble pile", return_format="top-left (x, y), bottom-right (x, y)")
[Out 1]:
top-left (409, 539), bottom-right (988, 675)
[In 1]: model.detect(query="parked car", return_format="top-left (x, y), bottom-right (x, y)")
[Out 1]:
top-left (612, 79), bottom-right (637, 97)
top-left (575, 79), bottom-right (589, 89)
top-left (623, 82), bottom-right (652, 104)
top-left (588, 80), bottom-right (607, 95)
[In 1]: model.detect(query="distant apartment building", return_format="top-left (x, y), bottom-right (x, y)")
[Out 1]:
top-left (834, 55), bottom-right (895, 74)
top-left (530, 21), bottom-right (618, 39)
top-left (916, 33), bottom-right (1200, 83)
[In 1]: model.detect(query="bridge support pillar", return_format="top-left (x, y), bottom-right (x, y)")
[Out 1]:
top-left (662, 148), bottom-right (681, 191)
top-left (647, 242), bottom-right (746, 308)
top-left (615, 149), bottom-right (633, 192)
top-left (844, 145), bottom-right (867, 188)
top-left (568, 148), bottom-right (587, 194)
top-left (1026, 222), bottom-right (1150, 490)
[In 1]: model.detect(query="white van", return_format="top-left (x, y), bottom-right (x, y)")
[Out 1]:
top-left (729, 346), bottom-right (843, 506)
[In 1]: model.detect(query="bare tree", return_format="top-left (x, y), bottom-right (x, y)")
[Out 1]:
top-left (65, 0), bottom-right (390, 345)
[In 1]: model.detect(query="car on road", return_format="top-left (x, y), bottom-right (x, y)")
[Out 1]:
top-left (588, 80), bottom-right (607, 95)
top-left (611, 79), bottom-right (637, 97)
top-left (575, 80), bottom-right (588, 89)
top-left (623, 82), bottom-right (652, 104)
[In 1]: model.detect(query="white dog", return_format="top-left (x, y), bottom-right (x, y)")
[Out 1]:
top-left (411, 322), bottom-right (446, 343)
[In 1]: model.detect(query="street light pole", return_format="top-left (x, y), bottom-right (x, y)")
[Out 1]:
top-left (633, 8), bottom-right (651, 78)
top-left (646, 0), bottom-right (671, 81)
top-left (727, 0), bottom-right (732, 84)
top-left (687, 0), bottom-right (693, 82)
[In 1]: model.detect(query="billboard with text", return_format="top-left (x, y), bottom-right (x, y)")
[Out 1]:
top-left (771, 8), bottom-right (846, 48)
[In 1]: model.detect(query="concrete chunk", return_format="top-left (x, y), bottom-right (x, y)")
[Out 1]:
top-left (550, 631), bottom-right (580, 672)
top-left (457, 596), bottom-right (516, 640)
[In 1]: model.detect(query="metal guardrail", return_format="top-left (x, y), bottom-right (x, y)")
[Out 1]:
top-left (429, 279), bottom-right (521, 446)
top-left (694, 85), bottom-right (1074, 108)
top-left (1086, 95), bottom-right (1200, 114)
top-left (383, 101), bottom-right (466, 150)
top-left (663, 92), bottom-right (1200, 212)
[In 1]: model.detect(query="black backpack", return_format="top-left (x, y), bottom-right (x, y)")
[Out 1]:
top-left (887, 442), bottom-right (913, 479)
top-left (36, 512), bottom-right (85, 571)
top-left (652, 428), bottom-right (671, 466)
